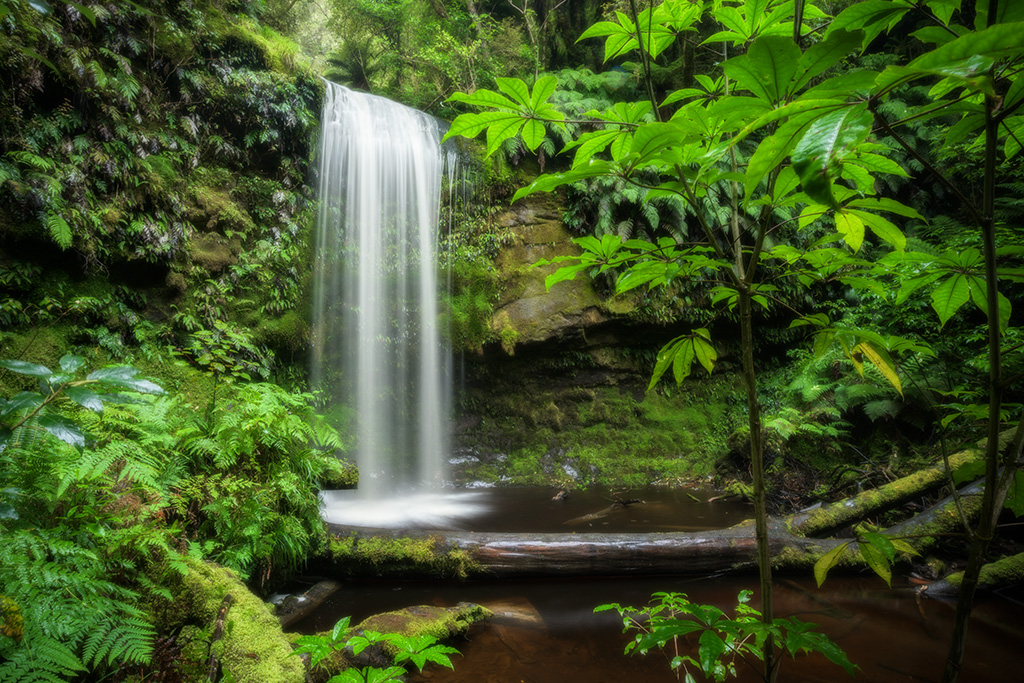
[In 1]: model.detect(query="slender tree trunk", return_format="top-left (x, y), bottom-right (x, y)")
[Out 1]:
top-left (941, 81), bottom-right (1005, 683)
top-left (738, 286), bottom-right (777, 683)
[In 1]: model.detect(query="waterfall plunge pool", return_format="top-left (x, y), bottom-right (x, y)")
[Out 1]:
top-left (319, 485), bottom-right (751, 532)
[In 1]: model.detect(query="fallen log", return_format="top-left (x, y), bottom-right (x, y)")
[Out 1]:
top-left (327, 520), bottom-right (844, 577)
top-left (786, 446), bottom-right (982, 537)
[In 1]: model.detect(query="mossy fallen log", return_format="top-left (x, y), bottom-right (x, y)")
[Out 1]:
top-left (327, 521), bottom-right (843, 576)
top-left (786, 446), bottom-right (983, 537)
top-left (924, 551), bottom-right (1024, 598)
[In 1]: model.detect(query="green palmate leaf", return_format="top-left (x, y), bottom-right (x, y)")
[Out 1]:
top-left (692, 330), bottom-right (716, 375)
top-left (722, 35), bottom-right (801, 104)
top-left (0, 359), bottom-right (53, 378)
top-left (745, 115), bottom-right (818, 196)
top-left (791, 105), bottom-right (873, 208)
top-left (814, 542), bottom-right (851, 587)
top-left (931, 273), bottom-right (970, 327)
top-left (446, 110), bottom-right (521, 140)
top-left (826, 0), bottom-right (912, 50)
top-left (38, 414), bottom-right (86, 449)
top-left (672, 341), bottom-right (695, 385)
top-left (570, 129), bottom-right (620, 166)
top-left (859, 538), bottom-right (892, 587)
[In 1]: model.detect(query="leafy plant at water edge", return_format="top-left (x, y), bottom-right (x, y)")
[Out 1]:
top-left (596, 590), bottom-right (854, 682)
top-left (293, 615), bottom-right (459, 683)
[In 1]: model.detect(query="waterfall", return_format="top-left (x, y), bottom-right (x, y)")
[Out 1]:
top-left (313, 82), bottom-right (484, 527)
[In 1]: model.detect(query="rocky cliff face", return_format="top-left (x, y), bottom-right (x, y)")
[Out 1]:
top-left (448, 194), bottom-right (740, 488)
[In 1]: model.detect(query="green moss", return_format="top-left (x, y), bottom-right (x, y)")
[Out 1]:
top-left (357, 603), bottom-right (492, 642)
top-left (165, 556), bottom-right (304, 683)
top-left (256, 311), bottom-right (310, 356)
top-left (327, 534), bottom-right (480, 578)
top-left (457, 375), bottom-right (744, 488)
top-left (944, 552), bottom-right (1024, 589)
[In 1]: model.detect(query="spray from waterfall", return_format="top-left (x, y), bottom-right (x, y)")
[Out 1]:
top-left (312, 82), bottom-right (484, 527)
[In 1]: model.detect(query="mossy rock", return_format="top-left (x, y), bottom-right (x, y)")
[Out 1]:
top-left (163, 556), bottom-right (305, 683)
top-left (189, 233), bottom-right (238, 273)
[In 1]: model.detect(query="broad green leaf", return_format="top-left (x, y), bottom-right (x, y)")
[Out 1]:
top-left (530, 75), bottom-right (558, 108)
top-left (521, 118), bottom-right (545, 151)
top-left (849, 210), bottom-right (907, 251)
top-left (967, 275), bottom-right (1012, 333)
top-left (496, 77), bottom-right (532, 107)
top-left (976, 0), bottom-right (1024, 28)
top-left (544, 263), bottom-right (591, 290)
top-left (834, 211), bottom-right (865, 252)
top-left (859, 538), bottom-right (892, 587)
top-left (1003, 469), bottom-right (1024, 517)
top-left (0, 360), bottom-right (53, 378)
top-left (1003, 116), bottom-right (1024, 160)
top-left (745, 114), bottom-right (823, 196)
top-left (29, 0), bottom-right (53, 13)
top-left (59, 354), bottom-right (86, 373)
top-left (911, 26), bottom-right (960, 46)
top-left (856, 342), bottom-right (902, 395)
top-left (826, 0), bottom-right (912, 50)
top-left (693, 330), bottom-right (717, 375)
top-left (486, 116), bottom-right (527, 156)
top-left (672, 340), bottom-right (695, 385)
top-left (930, 274), bottom-right (970, 327)
top-left (814, 542), bottom-right (851, 587)
top-left (792, 29), bottom-right (864, 93)
top-left (722, 35), bottom-right (801, 104)
top-left (570, 130), bottom-right (621, 167)
top-left (803, 70), bottom-right (879, 99)
top-left (447, 88), bottom-right (518, 111)
top-left (846, 197), bottom-right (923, 221)
top-left (445, 110), bottom-right (523, 142)
top-left (923, 0), bottom-right (961, 26)
top-left (513, 161), bottom-right (616, 201)
top-left (0, 392), bottom-right (44, 417)
top-left (38, 414), bottom-right (86, 449)
top-left (698, 630), bottom-right (727, 675)
top-left (791, 105), bottom-right (873, 208)
top-left (65, 386), bottom-right (104, 413)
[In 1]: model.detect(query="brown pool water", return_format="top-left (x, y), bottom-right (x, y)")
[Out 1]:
top-left (296, 574), bottom-right (1024, 683)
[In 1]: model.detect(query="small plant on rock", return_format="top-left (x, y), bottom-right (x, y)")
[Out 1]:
top-left (293, 616), bottom-right (460, 683)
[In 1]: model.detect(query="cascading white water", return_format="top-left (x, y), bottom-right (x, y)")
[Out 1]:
top-left (313, 82), bottom-right (485, 527)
